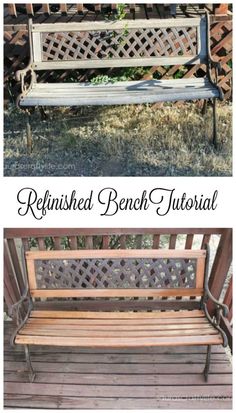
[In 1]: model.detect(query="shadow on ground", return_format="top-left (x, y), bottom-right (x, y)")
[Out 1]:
top-left (4, 102), bottom-right (232, 176)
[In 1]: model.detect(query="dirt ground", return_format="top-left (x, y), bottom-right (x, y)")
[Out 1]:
top-left (4, 101), bottom-right (232, 176)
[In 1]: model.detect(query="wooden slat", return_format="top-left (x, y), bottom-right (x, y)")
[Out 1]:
top-left (26, 249), bottom-right (206, 260)
top-left (42, 4), bottom-right (50, 15)
top-left (201, 234), bottom-right (211, 248)
top-left (31, 17), bottom-right (203, 32)
top-left (208, 229), bottom-right (232, 315)
top-left (185, 234), bottom-right (194, 249)
top-left (77, 4), bottom-right (84, 14)
top-left (26, 259), bottom-right (37, 290)
top-left (37, 237), bottom-right (46, 250)
top-left (8, 4), bottom-right (17, 17)
top-left (68, 236), bottom-right (77, 250)
top-left (4, 229), bottom-right (225, 238)
top-left (85, 236), bottom-right (93, 249)
top-left (102, 236), bottom-right (109, 249)
top-left (15, 334), bottom-right (223, 347)
top-left (60, 4), bottom-right (67, 15)
top-left (53, 237), bottom-right (61, 250)
top-left (169, 234), bottom-right (177, 249)
top-left (19, 329), bottom-right (217, 338)
top-left (6, 239), bottom-right (25, 295)
top-left (152, 234), bottom-right (160, 249)
top-left (119, 235), bottom-right (126, 249)
top-left (30, 309), bottom-right (205, 319)
top-left (26, 4), bottom-right (34, 16)
top-left (30, 288), bottom-right (204, 299)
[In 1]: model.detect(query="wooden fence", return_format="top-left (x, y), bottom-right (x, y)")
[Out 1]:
top-left (4, 228), bottom-right (232, 350)
top-left (6, 4), bottom-right (231, 18)
top-left (4, 4), bottom-right (232, 102)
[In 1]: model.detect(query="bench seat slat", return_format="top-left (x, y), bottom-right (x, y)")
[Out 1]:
top-left (15, 309), bottom-right (223, 347)
top-left (30, 309), bottom-right (205, 319)
top-left (15, 334), bottom-right (223, 347)
top-left (20, 79), bottom-right (220, 107)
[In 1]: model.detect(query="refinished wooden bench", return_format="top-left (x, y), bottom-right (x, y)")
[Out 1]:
top-left (10, 246), bottom-right (228, 383)
top-left (16, 12), bottom-right (223, 151)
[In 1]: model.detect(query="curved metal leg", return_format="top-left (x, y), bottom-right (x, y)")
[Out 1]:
top-left (203, 344), bottom-right (211, 382)
top-left (24, 345), bottom-right (36, 382)
top-left (212, 98), bottom-right (218, 148)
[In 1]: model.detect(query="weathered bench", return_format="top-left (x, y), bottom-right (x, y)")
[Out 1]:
top-left (11, 246), bottom-right (228, 383)
top-left (16, 13), bottom-right (223, 151)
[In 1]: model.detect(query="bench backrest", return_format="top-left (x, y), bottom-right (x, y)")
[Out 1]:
top-left (25, 249), bottom-right (206, 299)
top-left (28, 15), bottom-right (209, 71)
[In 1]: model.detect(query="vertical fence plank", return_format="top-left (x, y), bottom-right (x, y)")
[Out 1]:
top-left (4, 242), bottom-right (20, 311)
top-left (6, 239), bottom-right (25, 295)
top-left (26, 4), bottom-right (34, 16)
top-left (102, 236), bottom-right (110, 249)
top-left (37, 237), bottom-right (46, 250)
top-left (208, 229), bottom-right (232, 315)
top-left (169, 234), bottom-right (177, 249)
top-left (22, 238), bottom-right (30, 251)
top-left (42, 4), bottom-right (50, 15)
top-left (77, 4), bottom-right (84, 14)
top-left (152, 234), bottom-right (160, 249)
top-left (201, 234), bottom-right (211, 249)
top-left (119, 235), bottom-right (126, 249)
top-left (185, 234), bottom-right (194, 249)
top-left (69, 236), bottom-right (77, 250)
top-left (85, 236), bottom-right (93, 249)
top-left (223, 277), bottom-right (232, 321)
top-left (60, 4), bottom-right (68, 15)
top-left (8, 4), bottom-right (17, 17)
top-left (53, 237), bottom-right (62, 250)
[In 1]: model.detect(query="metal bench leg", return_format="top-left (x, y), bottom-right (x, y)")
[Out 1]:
top-left (26, 113), bottom-right (33, 154)
top-left (212, 98), bottom-right (218, 148)
top-left (24, 345), bottom-right (36, 382)
top-left (201, 99), bottom-right (208, 115)
top-left (203, 344), bottom-right (211, 382)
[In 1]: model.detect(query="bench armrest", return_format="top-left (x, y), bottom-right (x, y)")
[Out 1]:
top-left (10, 288), bottom-right (33, 326)
top-left (10, 289), bottom-right (33, 346)
top-left (15, 65), bottom-right (36, 96)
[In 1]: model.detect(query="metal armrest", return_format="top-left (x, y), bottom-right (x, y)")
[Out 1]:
top-left (204, 286), bottom-right (229, 318)
top-left (10, 289), bottom-right (33, 346)
top-left (15, 65), bottom-right (36, 95)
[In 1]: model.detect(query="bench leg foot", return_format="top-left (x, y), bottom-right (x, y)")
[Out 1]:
top-left (201, 99), bottom-right (208, 115)
top-left (212, 98), bottom-right (218, 148)
top-left (26, 114), bottom-right (33, 154)
top-left (203, 344), bottom-right (211, 382)
top-left (24, 345), bottom-right (36, 382)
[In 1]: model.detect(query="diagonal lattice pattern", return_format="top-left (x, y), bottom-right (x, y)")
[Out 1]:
top-left (41, 27), bottom-right (197, 61)
top-left (35, 258), bottom-right (197, 289)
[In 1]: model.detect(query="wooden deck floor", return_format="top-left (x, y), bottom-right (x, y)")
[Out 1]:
top-left (4, 321), bottom-right (232, 409)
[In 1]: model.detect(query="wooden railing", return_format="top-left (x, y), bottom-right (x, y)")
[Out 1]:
top-left (6, 3), bottom-right (230, 17)
top-left (4, 228), bottom-right (232, 349)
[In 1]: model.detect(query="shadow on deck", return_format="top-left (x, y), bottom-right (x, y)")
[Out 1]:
top-left (4, 321), bottom-right (232, 409)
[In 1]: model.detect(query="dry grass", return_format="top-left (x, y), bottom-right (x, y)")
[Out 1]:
top-left (4, 101), bottom-right (232, 176)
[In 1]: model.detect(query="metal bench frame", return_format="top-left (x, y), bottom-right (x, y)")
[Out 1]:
top-left (16, 12), bottom-right (223, 152)
top-left (10, 245), bottom-right (228, 384)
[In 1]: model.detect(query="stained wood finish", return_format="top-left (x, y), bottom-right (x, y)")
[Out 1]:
top-left (25, 248), bottom-right (206, 299)
top-left (15, 310), bottom-right (223, 347)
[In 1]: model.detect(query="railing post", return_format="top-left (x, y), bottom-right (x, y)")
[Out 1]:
top-left (207, 229), bottom-right (232, 316)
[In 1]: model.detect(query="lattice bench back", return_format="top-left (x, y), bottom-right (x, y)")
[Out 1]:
top-left (25, 249), bottom-right (206, 299)
top-left (28, 16), bottom-right (209, 71)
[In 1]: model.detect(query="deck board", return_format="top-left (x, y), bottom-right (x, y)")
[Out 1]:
top-left (4, 321), bottom-right (232, 409)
